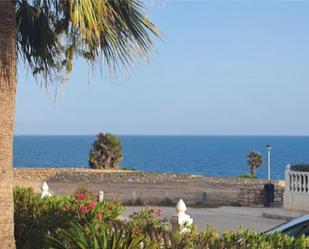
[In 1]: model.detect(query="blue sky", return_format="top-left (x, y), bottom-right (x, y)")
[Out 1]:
top-left (15, 1), bottom-right (309, 135)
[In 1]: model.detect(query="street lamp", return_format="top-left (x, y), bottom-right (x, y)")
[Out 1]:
top-left (266, 145), bottom-right (271, 181)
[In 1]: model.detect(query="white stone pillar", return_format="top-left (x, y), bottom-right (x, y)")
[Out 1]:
top-left (283, 164), bottom-right (292, 209)
top-left (41, 182), bottom-right (52, 198)
top-left (99, 191), bottom-right (104, 202)
top-left (285, 164), bottom-right (291, 192)
top-left (170, 199), bottom-right (193, 234)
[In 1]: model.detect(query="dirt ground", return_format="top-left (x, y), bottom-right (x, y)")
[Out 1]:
top-left (14, 178), bottom-right (240, 206)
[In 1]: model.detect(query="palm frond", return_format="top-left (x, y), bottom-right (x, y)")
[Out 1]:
top-left (16, 0), bottom-right (160, 84)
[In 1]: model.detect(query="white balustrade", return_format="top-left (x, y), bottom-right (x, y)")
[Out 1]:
top-left (285, 166), bottom-right (309, 194)
top-left (284, 164), bottom-right (309, 211)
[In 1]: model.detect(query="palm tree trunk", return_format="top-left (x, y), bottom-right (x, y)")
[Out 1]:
top-left (0, 1), bottom-right (17, 248)
top-left (250, 167), bottom-right (255, 176)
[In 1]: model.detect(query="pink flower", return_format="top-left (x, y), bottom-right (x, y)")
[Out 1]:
top-left (88, 200), bottom-right (95, 211)
top-left (74, 193), bottom-right (86, 201)
top-left (80, 205), bottom-right (88, 214)
top-left (156, 209), bottom-right (161, 217)
top-left (97, 211), bottom-right (102, 221)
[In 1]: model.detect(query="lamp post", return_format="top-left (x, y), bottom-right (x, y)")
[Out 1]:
top-left (266, 145), bottom-right (271, 181)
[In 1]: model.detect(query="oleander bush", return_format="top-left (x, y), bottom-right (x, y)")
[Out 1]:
top-left (291, 164), bottom-right (309, 172)
top-left (14, 187), bottom-right (122, 249)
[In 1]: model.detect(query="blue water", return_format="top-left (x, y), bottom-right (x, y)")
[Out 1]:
top-left (13, 135), bottom-right (309, 180)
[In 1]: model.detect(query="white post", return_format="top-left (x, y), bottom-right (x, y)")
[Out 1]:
top-left (267, 145), bottom-right (271, 181)
top-left (132, 191), bottom-right (137, 202)
top-left (283, 164), bottom-right (293, 209)
top-left (41, 182), bottom-right (52, 198)
top-left (285, 164), bottom-right (291, 193)
top-left (170, 199), bottom-right (193, 234)
top-left (99, 191), bottom-right (104, 202)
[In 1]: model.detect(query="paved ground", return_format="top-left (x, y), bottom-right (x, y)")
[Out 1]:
top-left (123, 206), bottom-right (306, 233)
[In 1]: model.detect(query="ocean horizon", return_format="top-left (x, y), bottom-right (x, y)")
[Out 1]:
top-left (13, 135), bottom-right (309, 180)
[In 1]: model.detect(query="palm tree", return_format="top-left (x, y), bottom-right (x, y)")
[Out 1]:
top-left (89, 133), bottom-right (123, 169)
top-left (0, 1), bottom-right (159, 247)
top-left (247, 151), bottom-right (264, 177)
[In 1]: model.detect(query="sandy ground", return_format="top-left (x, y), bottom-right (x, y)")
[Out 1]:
top-left (14, 179), bottom-right (239, 206)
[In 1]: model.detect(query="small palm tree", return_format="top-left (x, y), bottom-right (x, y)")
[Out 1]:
top-left (89, 133), bottom-right (122, 169)
top-left (247, 151), bottom-right (263, 177)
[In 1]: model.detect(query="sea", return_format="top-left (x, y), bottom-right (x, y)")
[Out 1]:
top-left (13, 135), bottom-right (309, 180)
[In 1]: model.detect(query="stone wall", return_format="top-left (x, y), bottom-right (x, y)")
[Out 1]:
top-left (14, 168), bottom-right (285, 185)
top-left (238, 187), bottom-right (284, 207)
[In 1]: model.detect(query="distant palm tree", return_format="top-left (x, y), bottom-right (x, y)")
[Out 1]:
top-left (89, 133), bottom-right (123, 169)
top-left (247, 151), bottom-right (264, 177)
top-left (0, 1), bottom-right (159, 247)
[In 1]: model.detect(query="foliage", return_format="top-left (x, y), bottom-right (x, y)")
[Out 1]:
top-left (73, 183), bottom-right (96, 200)
top-left (46, 221), bottom-right (146, 249)
top-left (47, 222), bottom-right (309, 249)
top-left (239, 173), bottom-right (257, 179)
top-left (171, 226), bottom-right (309, 249)
top-left (14, 187), bottom-right (309, 249)
top-left (291, 164), bottom-right (309, 172)
top-left (122, 167), bottom-right (137, 171)
top-left (15, 0), bottom-right (160, 84)
top-left (129, 207), bottom-right (167, 232)
top-left (14, 186), bottom-right (122, 249)
top-left (246, 151), bottom-right (264, 176)
top-left (89, 133), bottom-right (123, 169)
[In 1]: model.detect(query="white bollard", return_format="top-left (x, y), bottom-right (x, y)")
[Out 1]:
top-left (132, 191), bottom-right (137, 202)
top-left (170, 199), bottom-right (193, 234)
top-left (41, 182), bottom-right (52, 198)
top-left (99, 191), bottom-right (104, 202)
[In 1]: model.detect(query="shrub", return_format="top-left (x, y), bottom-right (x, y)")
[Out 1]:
top-left (14, 187), bottom-right (309, 249)
top-left (173, 226), bottom-right (309, 249)
top-left (129, 207), bottom-right (167, 232)
top-left (291, 164), bottom-right (309, 172)
top-left (89, 133), bottom-right (123, 169)
top-left (14, 187), bottom-right (123, 249)
top-left (73, 183), bottom-right (95, 200)
top-left (239, 173), bottom-right (257, 179)
top-left (46, 221), bottom-right (146, 249)
top-left (46, 222), bottom-right (309, 249)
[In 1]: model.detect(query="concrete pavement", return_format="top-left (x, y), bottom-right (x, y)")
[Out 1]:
top-left (123, 206), bottom-right (306, 233)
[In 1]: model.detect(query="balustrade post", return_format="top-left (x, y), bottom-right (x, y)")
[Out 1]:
top-left (170, 199), bottom-right (193, 234)
top-left (285, 164), bottom-right (291, 192)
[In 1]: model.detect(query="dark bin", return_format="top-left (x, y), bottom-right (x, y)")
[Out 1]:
top-left (264, 183), bottom-right (274, 207)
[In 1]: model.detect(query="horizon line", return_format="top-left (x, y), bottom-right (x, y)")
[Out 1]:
top-left (14, 134), bottom-right (309, 137)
